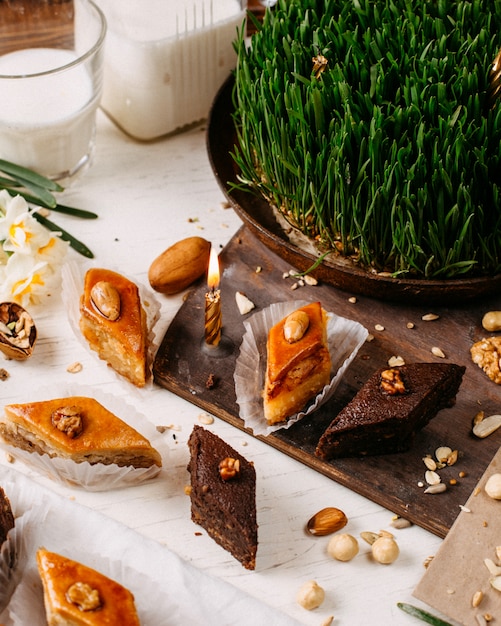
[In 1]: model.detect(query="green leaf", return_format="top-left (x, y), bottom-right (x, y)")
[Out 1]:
top-left (0, 158), bottom-right (63, 192)
top-left (397, 603), bottom-right (454, 626)
top-left (32, 212), bottom-right (94, 258)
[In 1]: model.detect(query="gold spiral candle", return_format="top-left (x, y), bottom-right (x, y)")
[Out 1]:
top-left (204, 247), bottom-right (222, 347)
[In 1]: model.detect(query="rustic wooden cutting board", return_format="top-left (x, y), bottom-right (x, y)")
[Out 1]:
top-left (153, 225), bottom-right (501, 538)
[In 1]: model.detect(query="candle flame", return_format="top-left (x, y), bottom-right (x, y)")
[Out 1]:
top-left (207, 246), bottom-right (220, 290)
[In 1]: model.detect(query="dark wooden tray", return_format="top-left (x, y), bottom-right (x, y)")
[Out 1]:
top-left (153, 226), bottom-right (501, 538)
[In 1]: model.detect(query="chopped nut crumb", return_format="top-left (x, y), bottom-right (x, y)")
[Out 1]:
top-left (348, 296), bottom-right (357, 303)
top-left (431, 346), bottom-right (446, 358)
top-left (422, 313), bottom-right (440, 321)
top-left (406, 322), bottom-right (415, 329)
top-left (0, 368), bottom-right (9, 381)
top-left (66, 361), bottom-right (82, 374)
top-left (303, 274), bottom-right (318, 286)
top-left (205, 373), bottom-right (216, 389)
top-left (374, 324), bottom-right (385, 331)
top-left (388, 355), bottom-right (405, 367)
top-left (255, 266), bottom-right (262, 273)
top-left (423, 555), bottom-right (434, 568)
top-left (198, 413), bottom-right (214, 425)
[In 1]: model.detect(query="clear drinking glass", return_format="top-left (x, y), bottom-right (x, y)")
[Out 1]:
top-left (0, 0), bottom-right (107, 182)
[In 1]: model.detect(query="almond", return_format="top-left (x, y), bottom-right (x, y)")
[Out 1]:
top-left (148, 236), bottom-right (211, 295)
top-left (306, 507), bottom-right (348, 536)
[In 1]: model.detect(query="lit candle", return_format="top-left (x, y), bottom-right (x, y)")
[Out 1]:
top-left (204, 246), bottom-right (222, 347)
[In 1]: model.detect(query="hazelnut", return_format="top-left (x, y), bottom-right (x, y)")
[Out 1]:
top-left (296, 580), bottom-right (325, 610)
top-left (371, 536), bottom-right (400, 564)
top-left (327, 533), bottom-right (359, 562)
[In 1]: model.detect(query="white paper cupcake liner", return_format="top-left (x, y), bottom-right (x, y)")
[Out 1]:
top-left (0, 466), bottom-right (300, 626)
top-left (0, 479), bottom-right (49, 616)
top-left (61, 261), bottom-right (161, 389)
top-left (0, 384), bottom-right (167, 492)
top-left (2, 483), bottom-right (179, 626)
top-left (234, 300), bottom-right (368, 436)
top-left (7, 551), bottom-right (171, 626)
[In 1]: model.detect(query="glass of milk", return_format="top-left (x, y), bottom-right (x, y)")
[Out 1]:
top-left (95, 0), bottom-right (246, 140)
top-left (0, 0), bottom-right (106, 182)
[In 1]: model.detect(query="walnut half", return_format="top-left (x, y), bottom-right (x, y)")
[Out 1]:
top-left (0, 302), bottom-right (37, 360)
top-left (380, 368), bottom-right (407, 395)
top-left (219, 457), bottom-right (240, 481)
top-left (66, 582), bottom-right (102, 612)
top-left (51, 406), bottom-right (84, 438)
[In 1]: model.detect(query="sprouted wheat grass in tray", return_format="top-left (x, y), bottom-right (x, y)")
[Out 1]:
top-left (232, 0), bottom-right (501, 279)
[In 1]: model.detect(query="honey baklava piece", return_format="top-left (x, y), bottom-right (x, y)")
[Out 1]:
top-left (263, 302), bottom-right (331, 425)
top-left (0, 396), bottom-right (161, 469)
top-left (37, 549), bottom-right (141, 626)
top-left (79, 268), bottom-right (148, 387)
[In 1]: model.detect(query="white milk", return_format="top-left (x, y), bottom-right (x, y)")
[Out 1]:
top-left (96, 0), bottom-right (245, 140)
top-left (0, 48), bottom-right (97, 179)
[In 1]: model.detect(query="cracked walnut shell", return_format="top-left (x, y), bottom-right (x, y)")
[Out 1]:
top-left (0, 302), bottom-right (37, 360)
top-left (470, 336), bottom-right (501, 384)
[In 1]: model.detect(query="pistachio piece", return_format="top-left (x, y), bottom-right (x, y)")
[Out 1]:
top-left (90, 281), bottom-right (121, 321)
top-left (283, 310), bottom-right (310, 343)
top-left (0, 302), bottom-right (37, 360)
top-left (306, 507), bottom-right (348, 536)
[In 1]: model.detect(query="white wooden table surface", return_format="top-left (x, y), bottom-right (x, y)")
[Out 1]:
top-left (0, 109), bottom-right (455, 626)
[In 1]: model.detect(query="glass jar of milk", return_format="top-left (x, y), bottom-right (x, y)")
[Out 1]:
top-left (95, 0), bottom-right (246, 140)
top-left (0, 0), bottom-right (106, 182)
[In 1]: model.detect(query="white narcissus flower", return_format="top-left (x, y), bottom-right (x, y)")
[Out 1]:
top-left (1, 255), bottom-right (51, 307)
top-left (0, 190), bottom-right (69, 306)
top-left (0, 190), bottom-right (52, 255)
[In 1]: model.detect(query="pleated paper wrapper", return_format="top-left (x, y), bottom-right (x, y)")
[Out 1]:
top-left (0, 384), bottom-right (167, 491)
top-left (0, 466), bottom-right (301, 626)
top-left (0, 480), bottom-right (46, 615)
top-left (234, 300), bottom-right (369, 436)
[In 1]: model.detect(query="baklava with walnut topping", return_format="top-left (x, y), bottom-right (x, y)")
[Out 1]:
top-left (37, 549), bottom-right (141, 626)
top-left (0, 396), bottom-right (161, 469)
